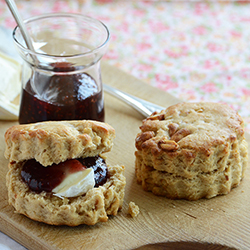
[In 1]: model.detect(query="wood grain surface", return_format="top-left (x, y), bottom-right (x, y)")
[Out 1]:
top-left (0, 63), bottom-right (249, 250)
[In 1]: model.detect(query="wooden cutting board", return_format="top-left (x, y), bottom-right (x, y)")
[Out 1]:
top-left (0, 63), bottom-right (249, 250)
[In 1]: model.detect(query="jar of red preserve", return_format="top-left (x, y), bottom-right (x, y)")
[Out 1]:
top-left (13, 13), bottom-right (110, 124)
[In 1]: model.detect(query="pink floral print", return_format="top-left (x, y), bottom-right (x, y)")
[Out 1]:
top-left (0, 0), bottom-right (250, 132)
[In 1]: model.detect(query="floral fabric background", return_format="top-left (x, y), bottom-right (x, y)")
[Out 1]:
top-left (0, 0), bottom-right (250, 131)
top-left (0, 1), bottom-right (250, 248)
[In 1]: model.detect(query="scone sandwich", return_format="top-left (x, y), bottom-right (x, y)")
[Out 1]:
top-left (135, 102), bottom-right (248, 201)
top-left (4, 120), bottom-right (126, 226)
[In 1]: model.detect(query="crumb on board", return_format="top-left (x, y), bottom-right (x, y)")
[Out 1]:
top-left (128, 201), bottom-right (140, 218)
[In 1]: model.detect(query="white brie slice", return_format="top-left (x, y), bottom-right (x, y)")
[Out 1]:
top-left (0, 51), bottom-right (21, 120)
top-left (0, 93), bottom-right (19, 120)
top-left (52, 168), bottom-right (95, 198)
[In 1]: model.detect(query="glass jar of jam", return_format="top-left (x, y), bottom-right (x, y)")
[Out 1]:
top-left (13, 13), bottom-right (110, 124)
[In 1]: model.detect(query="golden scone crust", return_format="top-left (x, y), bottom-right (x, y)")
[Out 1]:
top-left (6, 162), bottom-right (125, 226)
top-left (4, 120), bottom-right (126, 226)
top-left (135, 102), bottom-right (248, 200)
top-left (5, 120), bottom-right (115, 166)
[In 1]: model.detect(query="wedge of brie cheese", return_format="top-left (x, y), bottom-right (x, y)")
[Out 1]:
top-left (0, 51), bottom-right (21, 120)
top-left (52, 168), bottom-right (95, 198)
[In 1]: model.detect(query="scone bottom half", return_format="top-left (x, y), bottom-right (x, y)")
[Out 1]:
top-left (135, 102), bottom-right (248, 201)
top-left (4, 120), bottom-right (126, 226)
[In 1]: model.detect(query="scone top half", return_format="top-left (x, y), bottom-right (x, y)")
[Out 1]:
top-left (135, 102), bottom-right (248, 177)
top-left (5, 120), bottom-right (115, 166)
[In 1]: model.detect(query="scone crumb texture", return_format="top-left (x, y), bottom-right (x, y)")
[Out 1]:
top-left (135, 102), bottom-right (248, 200)
top-left (6, 163), bottom-right (126, 226)
top-left (128, 201), bottom-right (140, 218)
top-left (4, 120), bottom-right (115, 166)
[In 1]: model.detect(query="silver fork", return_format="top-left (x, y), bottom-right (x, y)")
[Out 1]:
top-left (103, 84), bottom-right (164, 118)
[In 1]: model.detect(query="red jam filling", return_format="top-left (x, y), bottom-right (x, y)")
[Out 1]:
top-left (21, 156), bottom-right (108, 193)
top-left (19, 62), bottom-right (104, 124)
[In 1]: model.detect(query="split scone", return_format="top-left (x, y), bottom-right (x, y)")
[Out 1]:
top-left (135, 102), bottom-right (248, 201)
top-left (5, 120), bottom-right (126, 226)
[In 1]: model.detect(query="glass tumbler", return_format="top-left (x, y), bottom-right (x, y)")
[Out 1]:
top-left (13, 13), bottom-right (109, 124)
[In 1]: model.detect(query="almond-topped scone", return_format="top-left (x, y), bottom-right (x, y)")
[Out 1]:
top-left (135, 102), bottom-right (248, 201)
top-left (5, 120), bottom-right (126, 226)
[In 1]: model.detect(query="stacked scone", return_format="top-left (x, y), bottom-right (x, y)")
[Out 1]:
top-left (5, 120), bottom-right (126, 226)
top-left (135, 102), bottom-right (248, 200)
